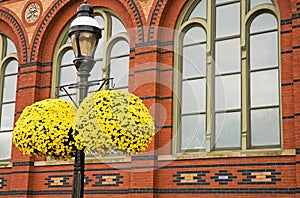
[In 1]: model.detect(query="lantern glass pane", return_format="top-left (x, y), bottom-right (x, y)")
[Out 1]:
top-left (78, 32), bottom-right (98, 57)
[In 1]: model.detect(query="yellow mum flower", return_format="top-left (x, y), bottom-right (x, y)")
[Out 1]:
top-left (13, 99), bottom-right (83, 160)
top-left (75, 90), bottom-right (155, 155)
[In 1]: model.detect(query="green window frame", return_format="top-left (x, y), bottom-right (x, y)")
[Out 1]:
top-left (173, 0), bottom-right (281, 153)
top-left (0, 33), bottom-right (18, 161)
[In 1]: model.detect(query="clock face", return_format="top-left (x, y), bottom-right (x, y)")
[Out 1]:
top-left (24, 2), bottom-right (41, 23)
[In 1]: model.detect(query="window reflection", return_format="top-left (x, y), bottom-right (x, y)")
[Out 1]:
top-left (3, 75), bottom-right (17, 103)
top-left (4, 60), bottom-right (18, 75)
top-left (176, 0), bottom-right (280, 151)
top-left (0, 132), bottom-right (12, 160)
top-left (181, 114), bottom-right (206, 150)
top-left (250, 0), bottom-right (273, 9)
top-left (182, 79), bottom-right (206, 113)
top-left (6, 38), bottom-right (17, 55)
top-left (215, 74), bottom-right (241, 111)
top-left (251, 108), bottom-right (280, 146)
top-left (110, 56), bottom-right (129, 89)
top-left (188, 0), bottom-right (207, 19)
top-left (183, 44), bottom-right (206, 79)
top-left (0, 34), bottom-right (18, 160)
top-left (112, 16), bottom-right (126, 36)
top-left (250, 14), bottom-right (277, 33)
top-left (251, 69), bottom-right (279, 107)
top-left (0, 104), bottom-right (15, 130)
top-left (250, 32), bottom-right (278, 69)
top-left (216, 3), bottom-right (240, 38)
top-left (215, 112), bottom-right (241, 148)
top-left (183, 27), bottom-right (206, 46)
top-left (215, 38), bottom-right (240, 74)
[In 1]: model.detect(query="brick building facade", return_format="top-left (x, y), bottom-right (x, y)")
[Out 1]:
top-left (0, 0), bottom-right (299, 197)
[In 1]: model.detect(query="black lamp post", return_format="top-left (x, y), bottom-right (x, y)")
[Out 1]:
top-left (68, 1), bottom-right (101, 197)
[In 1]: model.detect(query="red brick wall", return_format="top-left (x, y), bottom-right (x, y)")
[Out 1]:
top-left (0, 0), bottom-right (299, 197)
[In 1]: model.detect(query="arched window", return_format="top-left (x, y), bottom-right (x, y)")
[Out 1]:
top-left (0, 33), bottom-right (18, 160)
top-left (174, 0), bottom-right (280, 152)
top-left (52, 8), bottom-right (130, 102)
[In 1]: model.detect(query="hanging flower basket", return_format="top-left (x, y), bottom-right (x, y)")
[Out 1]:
top-left (75, 90), bottom-right (155, 155)
top-left (13, 99), bottom-right (83, 160)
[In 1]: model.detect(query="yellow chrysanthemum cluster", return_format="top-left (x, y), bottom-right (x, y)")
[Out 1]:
top-left (75, 90), bottom-right (155, 155)
top-left (13, 99), bottom-right (83, 160)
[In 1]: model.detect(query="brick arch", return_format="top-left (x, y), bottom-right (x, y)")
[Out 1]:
top-left (148, 0), bottom-right (188, 42)
top-left (30, 0), bottom-right (70, 63)
top-left (124, 0), bottom-right (145, 43)
top-left (0, 7), bottom-right (28, 64)
top-left (33, 0), bottom-right (143, 63)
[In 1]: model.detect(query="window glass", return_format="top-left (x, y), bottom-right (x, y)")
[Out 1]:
top-left (112, 15), bottom-right (126, 36)
top-left (250, 14), bottom-right (277, 33)
top-left (250, 69), bottom-right (279, 107)
top-left (110, 56), bottom-right (129, 89)
top-left (216, 3), bottom-right (240, 38)
top-left (6, 37), bottom-right (17, 55)
top-left (183, 27), bottom-right (206, 46)
top-left (0, 34), bottom-right (17, 160)
top-left (250, 31), bottom-right (278, 70)
top-left (215, 0), bottom-right (236, 4)
top-left (4, 60), bottom-right (18, 75)
top-left (181, 114), bottom-right (206, 150)
top-left (182, 44), bottom-right (206, 79)
top-left (0, 132), bottom-right (12, 160)
top-left (250, 0), bottom-right (273, 9)
top-left (61, 50), bottom-right (75, 65)
top-left (111, 40), bottom-right (129, 57)
top-left (182, 79), bottom-right (206, 113)
top-left (0, 103), bottom-right (15, 131)
top-left (215, 38), bottom-right (240, 74)
top-left (95, 39), bottom-right (104, 59)
top-left (95, 15), bottom-right (105, 28)
top-left (189, 0), bottom-right (207, 19)
top-left (59, 66), bottom-right (77, 86)
top-left (215, 74), bottom-right (241, 111)
top-left (215, 112), bottom-right (241, 148)
top-left (3, 75), bottom-right (17, 103)
top-left (90, 61), bottom-right (103, 82)
top-left (251, 108), bottom-right (280, 146)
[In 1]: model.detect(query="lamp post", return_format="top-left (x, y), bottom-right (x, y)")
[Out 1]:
top-left (68, 1), bottom-right (101, 197)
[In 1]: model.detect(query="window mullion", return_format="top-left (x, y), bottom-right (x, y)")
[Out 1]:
top-left (241, 0), bottom-right (249, 150)
top-left (206, 0), bottom-right (215, 152)
top-left (102, 12), bottom-right (112, 90)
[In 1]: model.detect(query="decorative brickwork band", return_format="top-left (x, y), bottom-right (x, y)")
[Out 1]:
top-left (92, 173), bottom-right (123, 186)
top-left (0, 178), bottom-right (7, 189)
top-left (238, 169), bottom-right (281, 185)
top-left (45, 175), bottom-right (72, 188)
top-left (210, 170), bottom-right (237, 185)
top-left (173, 171), bottom-right (210, 185)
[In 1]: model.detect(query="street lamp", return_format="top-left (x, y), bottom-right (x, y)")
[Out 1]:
top-left (68, 0), bottom-right (102, 197)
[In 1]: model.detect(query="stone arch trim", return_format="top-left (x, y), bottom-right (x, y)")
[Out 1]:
top-left (148, 0), bottom-right (167, 41)
top-left (0, 7), bottom-right (28, 64)
top-left (125, 0), bottom-right (145, 43)
top-left (31, 0), bottom-right (144, 62)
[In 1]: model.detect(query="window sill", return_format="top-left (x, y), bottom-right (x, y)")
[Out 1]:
top-left (30, 149), bottom-right (297, 166)
top-left (34, 155), bottom-right (131, 166)
top-left (158, 148), bottom-right (295, 161)
top-left (0, 161), bottom-right (12, 168)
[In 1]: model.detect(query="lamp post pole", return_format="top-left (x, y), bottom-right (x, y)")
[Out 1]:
top-left (72, 59), bottom-right (94, 198)
top-left (68, 1), bottom-right (102, 197)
